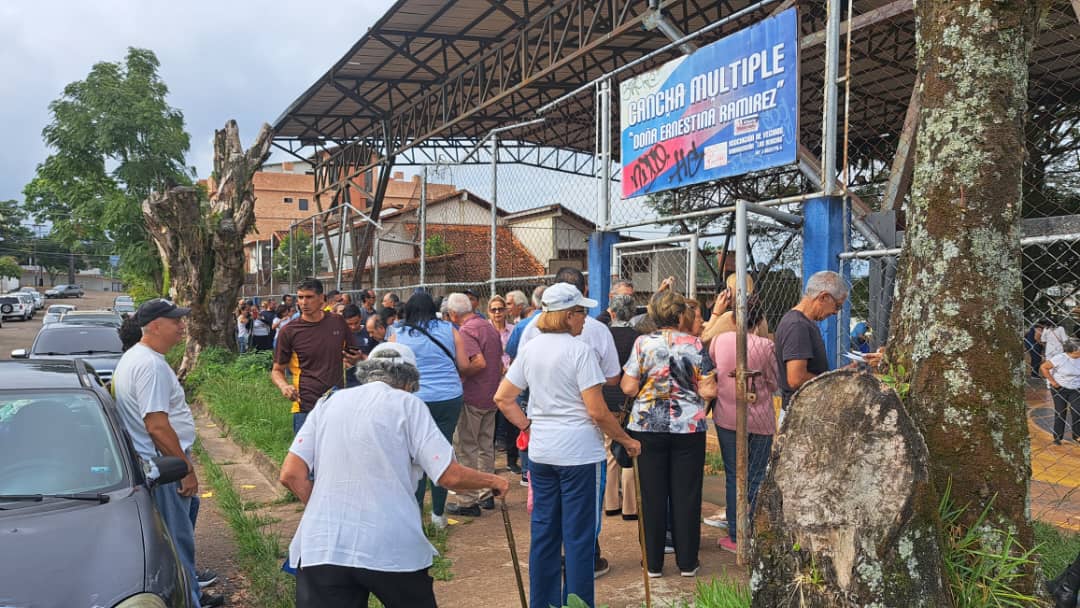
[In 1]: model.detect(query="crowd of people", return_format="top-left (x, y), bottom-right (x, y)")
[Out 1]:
top-left (106, 267), bottom-right (880, 608)
top-left (252, 269), bottom-right (876, 607)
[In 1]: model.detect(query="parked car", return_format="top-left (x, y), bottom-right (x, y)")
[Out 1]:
top-left (45, 284), bottom-right (84, 298)
top-left (57, 310), bottom-right (123, 328)
top-left (112, 296), bottom-right (136, 315)
top-left (0, 359), bottom-right (193, 607)
top-left (16, 287), bottom-right (45, 310)
top-left (11, 323), bottom-right (124, 385)
top-left (0, 295), bottom-right (33, 322)
top-left (43, 304), bottom-right (77, 325)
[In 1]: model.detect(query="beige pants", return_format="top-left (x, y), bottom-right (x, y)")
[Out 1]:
top-left (603, 435), bottom-right (637, 515)
top-left (453, 402), bottom-right (496, 506)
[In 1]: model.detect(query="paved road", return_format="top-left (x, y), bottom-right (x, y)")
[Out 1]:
top-left (0, 290), bottom-right (123, 358)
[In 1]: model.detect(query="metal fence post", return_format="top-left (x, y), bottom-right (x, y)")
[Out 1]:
top-left (490, 135), bottom-right (499, 298)
top-left (597, 79), bottom-right (611, 231)
top-left (821, 0), bottom-right (842, 195)
top-left (289, 223), bottom-right (295, 290)
top-left (734, 199), bottom-right (750, 565)
top-left (373, 236), bottom-right (380, 293)
top-left (420, 166), bottom-right (428, 287)
top-left (311, 216), bottom-right (317, 280)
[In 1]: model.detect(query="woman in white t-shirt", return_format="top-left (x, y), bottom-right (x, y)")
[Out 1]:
top-left (1040, 337), bottom-right (1080, 445)
top-left (494, 283), bottom-right (640, 608)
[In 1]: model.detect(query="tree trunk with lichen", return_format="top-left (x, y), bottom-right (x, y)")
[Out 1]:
top-left (887, 0), bottom-right (1039, 591)
top-left (750, 371), bottom-right (951, 606)
top-left (143, 120), bottom-right (272, 379)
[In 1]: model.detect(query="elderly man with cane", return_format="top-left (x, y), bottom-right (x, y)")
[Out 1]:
top-left (280, 343), bottom-right (509, 608)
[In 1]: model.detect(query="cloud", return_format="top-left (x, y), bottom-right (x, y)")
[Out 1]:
top-left (0, 0), bottom-right (394, 203)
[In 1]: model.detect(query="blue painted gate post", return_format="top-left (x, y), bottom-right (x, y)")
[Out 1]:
top-left (587, 232), bottom-right (620, 316)
top-left (801, 196), bottom-right (846, 368)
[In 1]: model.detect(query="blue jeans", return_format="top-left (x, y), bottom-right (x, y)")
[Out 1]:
top-left (153, 482), bottom-right (201, 607)
top-left (238, 335), bottom-right (248, 353)
top-left (415, 396), bottom-right (463, 517)
top-left (293, 412), bottom-right (309, 435)
top-left (529, 460), bottom-right (601, 608)
top-left (716, 425), bottom-right (773, 541)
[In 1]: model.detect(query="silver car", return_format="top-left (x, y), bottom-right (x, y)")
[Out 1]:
top-left (43, 304), bottom-right (76, 325)
top-left (17, 287), bottom-right (45, 310)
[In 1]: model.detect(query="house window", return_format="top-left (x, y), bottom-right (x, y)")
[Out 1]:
top-left (283, 197), bottom-right (294, 204)
top-left (299, 198), bottom-right (309, 211)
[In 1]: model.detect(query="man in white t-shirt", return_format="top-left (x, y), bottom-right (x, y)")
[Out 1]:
top-left (113, 299), bottom-right (219, 607)
top-left (280, 343), bottom-right (509, 608)
top-left (1040, 337), bottom-right (1080, 445)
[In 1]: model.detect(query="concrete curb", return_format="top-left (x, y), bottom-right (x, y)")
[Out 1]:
top-left (191, 399), bottom-right (284, 493)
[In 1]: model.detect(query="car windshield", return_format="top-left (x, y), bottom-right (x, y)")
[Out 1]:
top-left (34, 328), bottom-right (122, 355)
top-left (46, 305), bottom-right (72, 314)
top-left (0, 392), bottom-right (126, 494)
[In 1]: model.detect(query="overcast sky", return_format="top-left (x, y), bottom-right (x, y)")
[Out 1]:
top-left (0, 0), bottom-right (395, 205)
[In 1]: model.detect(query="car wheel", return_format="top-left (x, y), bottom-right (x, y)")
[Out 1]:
top-left (0, 304), bottom-right (11, 314)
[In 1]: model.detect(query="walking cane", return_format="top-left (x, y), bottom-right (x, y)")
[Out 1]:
top-left (500, 496), bottom-right (528, 608)
top-left (632, 456), bottom-right (652, 608)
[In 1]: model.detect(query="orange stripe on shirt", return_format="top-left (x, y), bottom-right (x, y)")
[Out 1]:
top-left (290, 352), bottom-right (302, 414)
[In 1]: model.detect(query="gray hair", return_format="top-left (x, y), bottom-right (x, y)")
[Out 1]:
top-left (531, 285), bottom-right (546, 307)
top-left (611, 279), bottom-right (634, 293)
top-left (352, 352), bottom-right (420, 392)
top-left (446, 292), bottom-right (472, 316)
top-left (804, 270), bottom-right (849, 300)
top-left (609, 293), bottom-right (637, 323)
top-left (506, 290), bottom-right (527, 307)
top-left (1064, 339), bottom-right (1080, 354)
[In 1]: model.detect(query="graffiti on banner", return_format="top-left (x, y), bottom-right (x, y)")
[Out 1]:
top-left (619, 8), bottom-right (799, 198)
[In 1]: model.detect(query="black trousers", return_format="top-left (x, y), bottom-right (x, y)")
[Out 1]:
top-left (630, 430), bottom-right (706, 572)
top-left (296, 564), bottom-right (437, 608)
top-left (1052, 386), bottom-right (1080, 441)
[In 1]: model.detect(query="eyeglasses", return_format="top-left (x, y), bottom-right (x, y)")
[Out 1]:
top-left (489, 307), bottom-right (506, 313)
top-left (567, 307), bottom-right (587, 317)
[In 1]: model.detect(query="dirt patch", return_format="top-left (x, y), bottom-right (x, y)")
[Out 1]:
top-left (434, 455), bottom-right (747, 608)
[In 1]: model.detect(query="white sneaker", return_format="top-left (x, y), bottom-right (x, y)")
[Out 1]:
top-left (431, 513), bottom-right (448, 530)
top-left (647, 570), bottom-right (663, 579)
top-left (703, 512), bottom-right (729, 529)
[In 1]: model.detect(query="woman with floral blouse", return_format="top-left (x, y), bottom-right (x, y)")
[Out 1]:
top-left (621, 288), bottom-right (717, 578)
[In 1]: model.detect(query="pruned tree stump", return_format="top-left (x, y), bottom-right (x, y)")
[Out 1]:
top-left (750, 369), bottom-right (951, 607)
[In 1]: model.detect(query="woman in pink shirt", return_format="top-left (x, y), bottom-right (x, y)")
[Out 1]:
top-left (487, 294), bottom-right (515, 370)
top-left (708, 296), bottom-right (778, 553)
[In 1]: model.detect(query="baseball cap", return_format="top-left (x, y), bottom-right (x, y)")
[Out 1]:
top-left (541, 283), bottom-right (598, 312)
top-left (368, 342), bottom-right (418, 368)
top-left (136, 298), bottom-right (191, 326)
top-left (463, 288), bottom-right (478, 298)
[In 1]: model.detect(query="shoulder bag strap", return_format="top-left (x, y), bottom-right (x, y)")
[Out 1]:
top-left (413, 324), bottom-right (457, 365)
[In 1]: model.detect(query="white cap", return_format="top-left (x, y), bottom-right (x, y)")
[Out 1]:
top-left (368, 342), bottom-right (418, 368)
top-left (541, 283), bottom-right (598, 312)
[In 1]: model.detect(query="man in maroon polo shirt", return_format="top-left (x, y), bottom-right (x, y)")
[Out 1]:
top-left (444, 292), bottom-right (504, 516)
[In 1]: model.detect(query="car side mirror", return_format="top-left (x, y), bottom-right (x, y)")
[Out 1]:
top-left (151, 456), bottom-right (190, 487)
top-left (10, 349), bottom-right (28, 359)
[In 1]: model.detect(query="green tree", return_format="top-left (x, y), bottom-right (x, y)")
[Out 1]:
top-left (425, 234), bottom-right (452, 257)
top-left (273, 231), bottom-right (322, 282)
top-left (0, 256), bottom-right (20, 282)
top-left (22, 47), bottom-right (192, 289)
top-left (0, 200), bottom-right (32, 259)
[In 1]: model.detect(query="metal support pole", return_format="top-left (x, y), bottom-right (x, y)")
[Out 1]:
top-left (420, 167), bottom-right (428, 287)
top-left (311, 217), bottom-right (317, 279)
top-left (373, 237), bottom-right (380, 292)
top-left (734, 199), bottom-right (750, 565)
top-left (821, 0), bottom-right (842, 195)
top-left (289, 224), bottom-right (295, 290)
top-left (269, 238), bottom-right (274, 296)
top-left (336, 204), bottom-right (347, 290)
top-left (597, 80), bottom-right (612, 231)
top-left (490, 136), bottom-right (498, 298)
top-left (687, 232), bottom-right (698, 299)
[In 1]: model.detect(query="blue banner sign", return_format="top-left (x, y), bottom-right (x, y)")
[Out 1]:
top-left (620, 8), bottom-right (799, 198)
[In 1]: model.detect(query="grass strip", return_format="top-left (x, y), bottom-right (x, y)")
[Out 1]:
top-left (194, 442), bottom-right (295, 608)
top-left (1035, 521), bottom-right (1080, 581)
